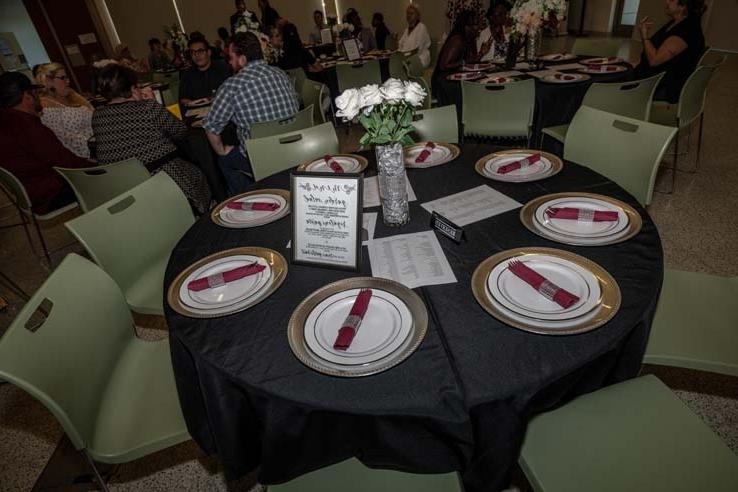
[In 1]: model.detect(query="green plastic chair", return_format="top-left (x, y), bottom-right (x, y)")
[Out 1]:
top-left (0, 166), bottom-right (78, 265)
top-left (461, 79), bottom-right (535, 143)
top-left (698, 49), bottom-right (728, 67)
top-left (285, 67), bottom-right (307, 93)
top-left (0, 253), bottom-right (189, 491)
top-left (250, 105), bottom-right (315, 139)
top-left (389, 52), bottom-right (409, 80)
top-left (55, 158), bottom-right (151, 213)
top-left (162, 81), bottom-right (179, 106)
top-left (385, 34), bottom-right (398, 51)
top-left (429, 39), bottom-right (440, 69)
top-left (152, 70), bottom-right (179, 84)
top-left (571, 37), bottom-right (624, 58)
top-left (649, 65), bottom-right (720, 184)
top-left (270, 458), bottom-right (463, 492)
top-left (645, 269), bottom-right (738, 376)
top-left (411, 105), bottom-right (459, 143)
top-left (541, 73), bottom-right (664, 145)
top-left (565, 106), bottom-right (676, 207)
top-left (246, 122), bottom-right (340, 182)
top-left (336, 59), bottom-right (382, 93)
top-left (404, 54), bottom-right (424, 78)
top-left (520, 375), bottom-right (738, 492)
top-left (301, 79), bottom-right (329, 124)
top-left (65, 172), bottom-right (195, 316)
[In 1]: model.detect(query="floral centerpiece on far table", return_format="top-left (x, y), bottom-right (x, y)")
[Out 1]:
top-left (335, 79), bottom-right (427, 226)
top-left (505, 0), bottom-right (566, 66)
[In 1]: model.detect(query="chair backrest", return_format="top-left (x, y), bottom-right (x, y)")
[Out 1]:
top-left (285, 67), bottom-right (307, 92)
top-left (336, 59), bottom-right (382, 93)
top-left (152, 71), bottom-right (179, 84)
top-left (461, 79), bottom-right (535, 139)
top-left (429, 39), bottom-right (440, 68)
top-left (246, 122), bottom-right (339, 181)
top-left (0, 253), bottom-right (135, 451)
top-left (65, 172), bottom-right (195, 296)
top-left (582, 73), bottom-right (664, 121)
top-left (389, 52), bottom-right (408, 80)
top-left (250, 105), bottom-right (315, 139)
top-left (571, 37), bottom-right (624, 58)
top-left (385, 33), bottom-right (398, 51)
top-left (698, 49), bottom-right (727, 67)
top-left (411, 105), bottom-right (459, 143)
top-left (565, 106), bottom-right (677, 206)
top-left (405, 54), bottom-right (424, 78)
top-left (0, 166), bottom-right (33, 213)
top-left (162, 82), bottom-right (179, 106)
top-left (676, 64), bottom-right (718, 127)
top-left (55, 159), bottom-right (151, 213)
top-left (300, 79), bottom-right (329, 124)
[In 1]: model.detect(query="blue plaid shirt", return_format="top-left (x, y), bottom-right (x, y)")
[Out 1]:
top-left (203, 59), bottom-right (299, 155)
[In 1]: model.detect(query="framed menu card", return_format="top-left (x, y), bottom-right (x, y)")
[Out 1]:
top-left (342, 38), bottom-right (362, 61)
top-left (291, 172), bottom-right (363, 271)
top-left (320, 28), bottom-right (333, 45)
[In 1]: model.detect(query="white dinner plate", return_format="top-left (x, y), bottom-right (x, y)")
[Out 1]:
top-left (218, 193), bottom-right (288, 226)
top-left (303, 288), bottom-right (413, 365)
top-left (539, 53), bottom-right (577, 62)
top-left (304, 155), bottom-right (363, 173)
top-left (541, 73), bottom-right (590, 84)
top-left (404, 144), bottom-right (453, 167)
top-left (579, 64), bottom-right (628, 75)
top-left (581, 57), bottom-right (624, 65)
top-left (483, 153), bottom-right (552, 182)
top-left (179, 255), bottom-right (271, 310)
top-left (462, 63), bottom-right (494, 71)
top-left (534, 197), bottom-right (629, 239)
top-left (447, 72), bottom-right (484, 81)
top-left (478, 76), bottom-right (517, 84)
top-left (486, 255), bottom-right (601, 321)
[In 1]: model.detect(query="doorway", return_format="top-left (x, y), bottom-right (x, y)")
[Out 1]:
top-left (612, 0), bottom-right (641, 37)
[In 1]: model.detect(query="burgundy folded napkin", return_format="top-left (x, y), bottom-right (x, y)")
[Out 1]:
top-left (187, 262), bottom-right (266, 292)
top-left (554, 73), bottom-right (577, 81)
top-left (324, 154), bottom-right (344, 173)
top-left (225, 201), bottom-right (280, 211)
top-left (415, 142), bottom-right (437, 163)
top-left (507, 260), bottom-right (580, 309)
top-left (496, 153), bottom-right (542, 174)
top-left (587, 64), bottom-right (618, 72)
top-left (545, 207), bottom-right (619, 222)
top-left (333, 289), bottom-right (373, 350)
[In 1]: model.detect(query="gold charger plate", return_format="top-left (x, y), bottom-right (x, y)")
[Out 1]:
top-left (288, 277), bottom-right (428, 377)
top-left (404, 142), bottom-right (461, 168)
top-left (167, 247), bottom-right (288, 319)
top-left (296, 154), bottom-right (369, 174)
top-left (210, 188), bottom-right (290, 229)
top-left (471, 247), bottom-right (621, 335)
top-left (474, 149), bottom-right (563, 182)
top-left (520, 192), bottom-right (643, 246)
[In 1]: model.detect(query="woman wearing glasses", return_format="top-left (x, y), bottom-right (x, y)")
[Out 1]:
top-left (35, 63), bottom-right (94, 158)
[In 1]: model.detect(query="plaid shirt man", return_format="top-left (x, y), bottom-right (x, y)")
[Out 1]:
top-left (203, 59), bottom-right (299, 156)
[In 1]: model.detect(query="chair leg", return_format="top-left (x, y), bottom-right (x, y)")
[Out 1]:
top-left (0, 271), bottom-right (29, 301)
top-left (685, 113), bottom-right (705, 174)
top-left (83, 451), bottom-right (110, 492)
top-left (32, 216), bottom-right (52, 267)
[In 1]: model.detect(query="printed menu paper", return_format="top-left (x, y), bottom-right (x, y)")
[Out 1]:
top-left (420, 185), bottom-right (522, 227)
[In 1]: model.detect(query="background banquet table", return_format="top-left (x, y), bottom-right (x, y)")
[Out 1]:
top-left (164, 142), bottom-right (663, 492)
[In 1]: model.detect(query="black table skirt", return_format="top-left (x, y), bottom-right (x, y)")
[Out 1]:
top-left (165, 142), bottom-right (662, 491)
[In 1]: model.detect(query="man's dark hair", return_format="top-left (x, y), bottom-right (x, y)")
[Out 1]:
top-left (217, 27), bottom-right (230, 42)
top-left (97, 63), bottom-right (138, 100)
top-left (148, 38), bottom-right (161, 49)
top-left (313, 10), bottom-right (322, 16)
top-left (188, 36), bottom-right (209, 50)
top-left (230, 32), bottom-right (263, 61)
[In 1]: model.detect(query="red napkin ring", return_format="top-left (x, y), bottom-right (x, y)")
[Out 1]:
top-left (415, 142), bottom-right (437, 163)
top-left (226, 201), bottom-right (280, 211)
top-left (324, 154), bottom-right (344, 173)
top-left (497, 153), bottom-right (542, 174)
top-left (545, 207), bottom-right (619, 222)
top-left (333, 289), bottom-right (373, 350)
top-left (187, 262), bottom-right (266, 292)
top-left (507, 260), bottom-right (580, 309)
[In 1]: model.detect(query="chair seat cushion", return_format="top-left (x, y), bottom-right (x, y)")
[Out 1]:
top-left (541, 124), bottom-right (569, 143)
top-left (124, 255), bottom-right (169, 315)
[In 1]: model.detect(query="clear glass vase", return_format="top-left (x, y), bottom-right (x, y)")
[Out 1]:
top-left (525, 29), bottom-right (542, 63)
top-left (375, 142), bottom-right (409, 227)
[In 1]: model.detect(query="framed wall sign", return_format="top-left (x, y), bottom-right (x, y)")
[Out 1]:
top-left (291, 172), bottom-right (363, 271)
top-left (342, 38), bottom-right (362, 61)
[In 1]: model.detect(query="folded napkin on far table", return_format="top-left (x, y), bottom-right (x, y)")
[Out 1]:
top-left (333, 289), bottom-right (373, 350)
top-left (545, 207), bottom-right (619, 222)
top-left (497, 153), bottom-right (542, 174)
top-left (507, 260), bottom-right (580, 309)
top-left (226, 201), bottom-right (281, 211)
top-left (553, 73), bottom-right (577, 81)
top-left (415, 142), bottom-right (437, 163)
top-left (187, 262), bottom-right (266, 291)
top-left (324, 155), bottom-right (344, 173)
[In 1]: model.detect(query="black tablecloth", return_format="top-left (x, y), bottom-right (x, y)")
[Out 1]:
top-left (165, 143), bottom-right (663, 491)
top-left (308, 57), bottom-right (392, 102)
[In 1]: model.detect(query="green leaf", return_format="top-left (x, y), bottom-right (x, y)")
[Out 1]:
top-left (400, 134), bottom-right (414, 145)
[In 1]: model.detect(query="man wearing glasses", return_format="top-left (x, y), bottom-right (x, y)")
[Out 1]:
top-left (179, 37), bottom-right (231, 107)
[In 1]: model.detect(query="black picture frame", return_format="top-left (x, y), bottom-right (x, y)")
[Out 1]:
top-left (342, 38), bottom-right (362, 61)
top-left (290, 171), bottom-right (363, 272)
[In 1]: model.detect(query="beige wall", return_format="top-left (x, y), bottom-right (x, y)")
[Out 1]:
top-left (568, 0), bottom-right (617, 33)
top-left (105, 0), bottom-right (178, 59)
top-left (704, 0), bottom-right (738, 51)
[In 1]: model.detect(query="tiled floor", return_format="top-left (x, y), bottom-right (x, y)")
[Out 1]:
top-left (1, 39), bottom-right (736, 491)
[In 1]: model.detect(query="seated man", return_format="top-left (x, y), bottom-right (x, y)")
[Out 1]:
top-left (179, 37), bottom-right (232, 106)
top-left (203, 32), bottom-right (299, 194)
top-left (0, 72), bottom-right (91, 214)
top-left (147, 37), bottom-right (171, 71)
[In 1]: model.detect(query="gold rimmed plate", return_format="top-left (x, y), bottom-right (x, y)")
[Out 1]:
top-left (210, 189), bottom-right (290, 228)
top-left (403, 142), bottom-right (460, 168)
top-left (288, 277), bottom-right (428, 377)
top-left (475, 149), bottom-right (563, 183)
top-left (168, 247), bottom-right (288, 319)
top-left (471, 247), bottom-right (621, 335)
top-left (296, 154), bottom-right (369, 174)
top-left (520, 192), bottom-right (643, 246)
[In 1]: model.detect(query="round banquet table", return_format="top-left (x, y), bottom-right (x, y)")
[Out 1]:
top-left (165, 142), bottom-right (663, 492)
top-left (308, 55), bottom-right (392, 103)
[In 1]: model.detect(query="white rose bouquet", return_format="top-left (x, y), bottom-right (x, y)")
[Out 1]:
top-left (509, 0), bottom-right (566, 38)
top-left (335, 78), bottom-right (427, 146)
top-left (235, 10), bottom-right (261, 34)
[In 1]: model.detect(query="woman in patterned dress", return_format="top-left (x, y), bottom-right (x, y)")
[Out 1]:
top-left (92, 64), bottom-right (211, 214)
top-left (35, 63), bottom-right (94, 158)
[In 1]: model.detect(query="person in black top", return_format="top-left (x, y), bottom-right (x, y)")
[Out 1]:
top-left (230, 0), bottom-right (246, 35)
top-left (179, 38), bottom-right (231, 106)
top-left (634, 0), bottom-right (706, 103)
top-left (372, 13), bottom-right (391, 50)
top-left (258, 0), bottom-right (281, 33)
top-left (277, 23), bottom-right (323, 73)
